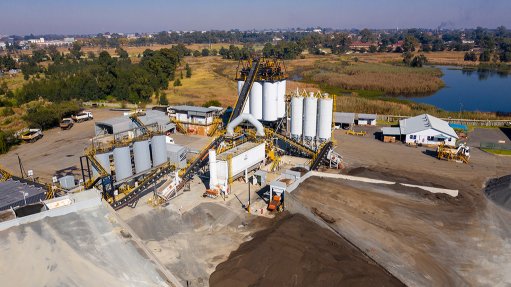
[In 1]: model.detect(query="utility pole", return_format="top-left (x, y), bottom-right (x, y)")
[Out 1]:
top-left (247, 178), bottom-right (251, 214)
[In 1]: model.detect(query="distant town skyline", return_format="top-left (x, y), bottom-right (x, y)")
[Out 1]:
top-left (1, 0), bottom-right (510, 35)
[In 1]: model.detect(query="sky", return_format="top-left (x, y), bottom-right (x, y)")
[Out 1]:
top-left (1, 0), bottom-right (510, 35)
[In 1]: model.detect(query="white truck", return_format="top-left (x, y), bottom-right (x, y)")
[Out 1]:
top-left (19, 128), bottom-right (43, 143)
top-left (72, 111), bottom-right (94, 123)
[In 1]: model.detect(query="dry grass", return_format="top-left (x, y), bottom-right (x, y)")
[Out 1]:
top-left (356, 51), bottom-right (479, 66)
top-left (1, 73), bottom-right (26, 91)
top-left (335, 95), bottom-right (508, 120)
top-left (299, 57), bottom-right (444, 95)
top-left (0, 106), bottom-right (27, 131)
top-left (161, 56), bottom-right (238, 106)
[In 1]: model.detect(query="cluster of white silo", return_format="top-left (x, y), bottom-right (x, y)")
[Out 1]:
top-left (289, 90), bottom-right (334, 143)
top-left (237, 80), bottom-right (287, 121)
top-left (93, 134), bottom-right (169, 183)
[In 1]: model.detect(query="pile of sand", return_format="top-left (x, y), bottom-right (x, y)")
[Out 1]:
top-left (210, 213), bottom-right (404, 287)
top-left (485, 174), bottom-right (511, 210)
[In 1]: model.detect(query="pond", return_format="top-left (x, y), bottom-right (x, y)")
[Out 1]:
top-left (402, 66), bottom-right (511, 113)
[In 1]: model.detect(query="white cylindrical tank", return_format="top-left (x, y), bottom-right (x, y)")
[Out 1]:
top-left (303, 96), bottom-right (318, 139)
top-left (133, 140), bottom-right (152, 174)
top-left (249, 81), bottom-right (263, 120)
top-left (151, 135), bottom-right (168, 166)
top-left (93, 152), bottom-right (111, 177)
top-left (262, 81), bottom-right (278, 121)
top-left (317, 97), bottom-right (334, 140)
top-left (238, 80), bottom-right (250, 114)
top-left (113, 146), bottom-right (133, 181)
top-left (208, 149), bottom-right (218, 188)
top-left (277, 80), bottom-right (286, 118)
top-left (290, 96), bottom-right (304, 138)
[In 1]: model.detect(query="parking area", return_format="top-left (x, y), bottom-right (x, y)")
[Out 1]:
top-left (467, 127), bottom-right (511, 147)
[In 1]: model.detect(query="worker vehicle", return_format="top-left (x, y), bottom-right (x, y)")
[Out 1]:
top-left (59, 118), bottom-right (74, 130)
top-left (268, 195), bottom-right (282, 211)
top-left (19, 128), bottom-right (43, 143)
top-left (437, 143), bottom-right (470, 164)
top-left (72, 111), bottom-right (93, 122)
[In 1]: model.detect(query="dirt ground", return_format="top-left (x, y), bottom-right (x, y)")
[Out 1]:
top-left (210, 212), bottom-right (404, 287)
top-left (0, 108), bottom-right (124, 182)
top-left (117, 176), bottom-right (274, 287)
top-left (280, 129), bottom-right (511, 286)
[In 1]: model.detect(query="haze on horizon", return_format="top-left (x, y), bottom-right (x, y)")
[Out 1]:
top-left (1, 0), bottom-right (510, 35)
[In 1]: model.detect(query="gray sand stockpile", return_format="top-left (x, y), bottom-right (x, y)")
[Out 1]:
top-left (210, 213), bottom-right (404, 287)
top-left (485, 174), bottom-right (511, 210)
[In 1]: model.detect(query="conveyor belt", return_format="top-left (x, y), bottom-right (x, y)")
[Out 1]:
top-left (229, 59), bottom-right (260, 123)
top-left (310, 141), bottom-right (333, 170)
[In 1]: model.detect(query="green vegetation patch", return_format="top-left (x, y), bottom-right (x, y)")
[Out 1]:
top-left (482, 148), bottom-right (511, 156)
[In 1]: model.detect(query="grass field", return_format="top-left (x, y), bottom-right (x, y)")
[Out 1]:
top-left (291, 55), bottom-right (444, 95)
top-left (355, 51), bottom-right (480, 66)
top-left (482, 148), bottom-right (511, 156)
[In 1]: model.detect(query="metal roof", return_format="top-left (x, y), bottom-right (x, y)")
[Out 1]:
top-left (399, 114), bottom-right (458, 139)
top-left (269, 179), bottom-right (287, 189)
top-left (358, 113), bottom-right (377, 120)
top-left (166, 143), bottom-right (187, 153)
top-left (381, 127), bottom-right (401, 136)
top-left (0, 177), bottom-right (47, 211)
top-left (334, 112), bottom-right (355, 124)
top-left (217, 142), bottom-right (262, 161)
top-left (170, 105), bottom-right (216, 114)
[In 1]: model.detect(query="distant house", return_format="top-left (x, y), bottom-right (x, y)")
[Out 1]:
top-left (356, 113), bottom-right (377, 126)
top-left (333, 112), bottom-right (355, 129)
top-left (349, 41), bottom-right (376, 51)
top-left (382, 114), bottom-right (458, 146)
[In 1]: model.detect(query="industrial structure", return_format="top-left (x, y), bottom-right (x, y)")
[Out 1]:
top-left (167, 105), bottom-right (223, 136)
top-left (74, 56), bottom-right (341, 211)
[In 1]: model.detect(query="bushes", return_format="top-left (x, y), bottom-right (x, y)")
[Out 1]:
top-left (0, 130), bottom-right (19, 154)
top-left (23, 101), bottom-right (81, 130)
top-left (203, 100), bottom-right (221, 107)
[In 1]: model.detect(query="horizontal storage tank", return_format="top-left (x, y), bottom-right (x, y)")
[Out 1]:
top-left (133, 140), bottom-right (152, 174)
top-left (303, 95), bottom-right (318, 139)
top-left (216, 142), bottom-right (265, 182)
top-left (317, 97), bottom-right (334, 140)
top-left (249, 81), bottom-right (263, 120)
top-left (238, 80), bottom-right (250, 114)
top-left (277, 80), bottom-right (286, 118)
top-left (93, 152), bottom-right (111, 177)
top-left (113, 146), bottom-right (132, 181)
top-left (262, 81), bottom-right (278, 122)
top-left (151, 135), bottom-right (168, 167)
top-left (290, 96), bottom-right (304, 138)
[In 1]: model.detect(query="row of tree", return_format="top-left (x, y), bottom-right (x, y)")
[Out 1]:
top-left (15, 45), bottom-right (186, 104)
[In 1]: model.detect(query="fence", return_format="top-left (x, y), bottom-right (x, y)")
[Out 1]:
top-left (480, 142), bottom-right (511, 151)
top-left (377, 114), bottom-right (511, 127)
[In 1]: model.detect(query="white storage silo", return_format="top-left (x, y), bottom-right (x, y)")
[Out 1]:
top-left (249, 81), bottom-right (263, 120)
top-left (133, 140), bottom-right (152, 174)
top-left (262, 81), bottom-right (278, 121)
top-left (317, 97), bottom-right (334, 140)
top-left (303, 95), bottom-right (318, 139)
top-left (277, 80), bottom-right (286, 118)
top-left (290, 96), bottom-right (304, 139)
top-left (93, 152), bottom-right (111, 177)
top-left (113, 146), bottom-right (133, 181)
top-left (151, 135), bottom-right (168, 166)
top-left (237, 80), bottom-right (250, 114)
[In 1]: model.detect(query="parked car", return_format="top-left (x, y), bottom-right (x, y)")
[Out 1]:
top-left (72, 111), bottom-right (93, 123)
top-left (59, 118), bottom-right (74, 130)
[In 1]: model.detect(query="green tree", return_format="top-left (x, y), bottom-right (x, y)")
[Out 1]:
top-left (69, 42), bottom-right (83, 60)
top-left (359, 28), bottom-right (374, 43)
top-left (159, 93), bottom-right (169, 105)
top-left (202, 100), bottom-right (221, 107)
top-left (201, 48), bottom-right (210, 57)
top-left (185, 63), bottom-right (192, 78)
top-left (368, 45), bottom-right (377, 53)
top-left (193, 50), bottom-right (201, 57)
top-left (464, 52), bottom-right (478, 61)
top-left (479, 50), bottom-right (492, 62)
top-left (410, 54), bottom-right (428, 67)
top-left (173, 78), bottom-right (182, 86)
top-left (403, 35), bottom-right (418, 52)
top-left (115, 47), bottom-right (129, 59)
